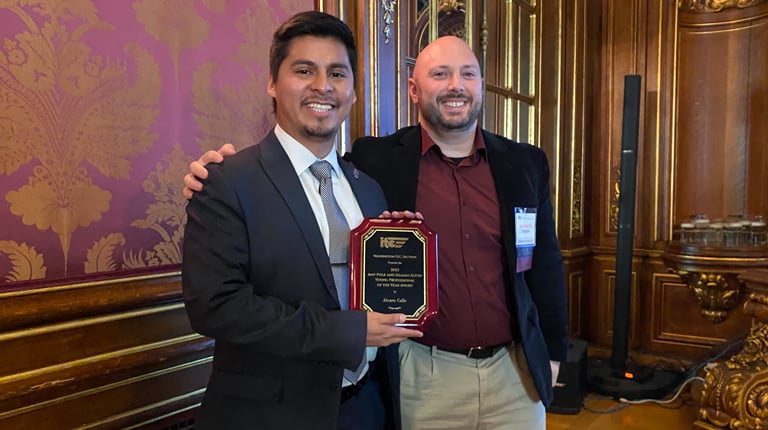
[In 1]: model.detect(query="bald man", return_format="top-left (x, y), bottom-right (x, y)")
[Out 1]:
top-left (184, 36), bottom-right (568, 430)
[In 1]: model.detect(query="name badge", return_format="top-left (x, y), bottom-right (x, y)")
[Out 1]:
top-left (514, 208), bottom-right (537, 273)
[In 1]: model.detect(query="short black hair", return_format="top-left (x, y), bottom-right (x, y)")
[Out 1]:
top-left (269, 11), bottom-right (357, 82)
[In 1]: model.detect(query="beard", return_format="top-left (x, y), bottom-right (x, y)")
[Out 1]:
top-left (303, 123), bottom-right (337, 140)
top-left (419, 93), bottom-right (482, 132)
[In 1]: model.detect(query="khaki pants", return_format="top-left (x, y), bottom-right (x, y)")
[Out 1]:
top-left (398, 339), bottom-right (545, 430)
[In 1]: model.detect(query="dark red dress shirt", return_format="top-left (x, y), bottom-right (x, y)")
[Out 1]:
top-left (415, 128), bottom-right (514, 351)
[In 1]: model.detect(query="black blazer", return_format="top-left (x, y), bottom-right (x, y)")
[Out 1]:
top-left (182, 131), bottom-right (398, 429)
top-left (347, 125), bottom-right (569, 407)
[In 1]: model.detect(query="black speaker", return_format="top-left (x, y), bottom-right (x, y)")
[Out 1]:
top-left (610, 74), bottom-right (641, 371)
top-left (586, 75), bottom-right (684, 400)
top-left (547, 339), bottom-right (587, 414)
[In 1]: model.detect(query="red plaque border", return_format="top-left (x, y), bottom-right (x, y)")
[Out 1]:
top-left (349, 218), bottom-right (438, 330)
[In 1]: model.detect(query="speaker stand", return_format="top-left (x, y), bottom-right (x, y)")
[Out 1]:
top-left (587, 357), bottom-right (684, 400)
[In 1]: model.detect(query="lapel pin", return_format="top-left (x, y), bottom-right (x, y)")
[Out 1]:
top-left (353, 168), bottom-right (360, 179)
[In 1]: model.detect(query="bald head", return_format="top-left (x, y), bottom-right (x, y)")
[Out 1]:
top-left (413, 36), bottom-right (480, 79)
top-left (409, 36), bottom-right (483, 135)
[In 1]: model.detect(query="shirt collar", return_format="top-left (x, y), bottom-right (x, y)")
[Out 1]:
top-left (274, 124), bottom-right (342, 178)
top-left (419, 125), bottom-right (486, 158)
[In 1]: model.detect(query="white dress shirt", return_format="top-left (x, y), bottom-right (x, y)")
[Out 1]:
top-left (274, 125), bottom-right (376, 385)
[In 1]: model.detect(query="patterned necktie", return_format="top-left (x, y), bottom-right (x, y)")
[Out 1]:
top-left (309, 160), bottom-right (366, 384)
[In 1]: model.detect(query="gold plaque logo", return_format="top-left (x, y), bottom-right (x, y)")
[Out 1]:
top-left (380, 237), bottom-right (409, 249)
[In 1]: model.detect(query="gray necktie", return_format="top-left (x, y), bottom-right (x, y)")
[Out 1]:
top-left (309, 160), bottom-right (366, 384)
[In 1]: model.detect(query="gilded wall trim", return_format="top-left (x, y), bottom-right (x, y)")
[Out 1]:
top-left (0, 334), bottom-right (202, 384)
top-left (439, 0), bottom-right (466, 13)
top-left (0, 271), bottom-right (180, 298)
top-left (0, 303), bottom-right (184, 342)
top-left (364, 0), bottom-right (381, 137)
top-left (678, 0), bottom-right (767, 12)
top-left (479, 0), bottom-right (488, 129)
top-left (568, 0), bottom-right (586, 238)
top-left (430, 0), bottom-right (439, 42)
top-left (571, 161), bottom-right (583, 235)
top-left (0, 356), bottom-right (210, 420)
top-left (463, 0), bottom-right (474, 55)
top-left (610, 167), bottom-right (621, 232)
top-left (382, 0), bottom-right (396, 44)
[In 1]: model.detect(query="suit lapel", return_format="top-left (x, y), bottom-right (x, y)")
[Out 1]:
top-left (258, 132), bottom-right (338, 303)
top-left (484, 131), bottom-right (530, 263)
top-left (338, 158), bottom-right (376, 218)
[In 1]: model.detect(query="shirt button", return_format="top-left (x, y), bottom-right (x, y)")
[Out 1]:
top-left (464, 233), bottom-right (470, 239)
top-left (469, 266), bottom-right (476, 272)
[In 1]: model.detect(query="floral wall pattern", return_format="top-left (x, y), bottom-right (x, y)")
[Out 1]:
top-left (0, 0), bottom-right (312, 288)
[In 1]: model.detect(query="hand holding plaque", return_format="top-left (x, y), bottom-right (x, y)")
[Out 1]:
top-left (349, 218), bottom-right (438, 330)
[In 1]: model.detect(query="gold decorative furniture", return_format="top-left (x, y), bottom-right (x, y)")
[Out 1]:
top-left (663, 242), bottom-right (768, 323)
top-left (694, 269), bottom-right (768, 430)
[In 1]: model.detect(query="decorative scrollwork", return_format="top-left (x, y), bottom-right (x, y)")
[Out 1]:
top-left (677, 271), bottom-right (743, 323)
top-left (572, 160), bottom-right (583, 235)
top-left (382, 1), bottom-right (397, 44)
top-left (695, 275), bottom-right (768, 429)
top-left (480, 13), bottom-right (489, 53)
top-left (609, 166), bottom-right (620, 232)
top-left (439, 0), bottom-right (466, 14)
top-left (725, 322), bottom-right (768, 370)
top-left (678, 0), bottom-right (767, 13)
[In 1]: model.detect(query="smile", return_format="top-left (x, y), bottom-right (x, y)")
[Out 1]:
top-left (306, 102), bottom-right (333, 112)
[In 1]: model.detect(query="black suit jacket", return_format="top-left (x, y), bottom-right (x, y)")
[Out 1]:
top-left (347, 125), bottom-right (569, 407)
top-left (182, 131), bottom-right (398, 429)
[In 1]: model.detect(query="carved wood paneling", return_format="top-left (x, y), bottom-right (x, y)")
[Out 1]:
top-left (674, 4), bottom-right (768, 222)
top-left (558, 0), bottom-right (593, 244)
top-left (596, 0), bottom-right (646, 240)
top-left (347, 0), bottom-right (768, 364)
top-left (694, 269), bottom-right (768, 430)
top-left (679, 0), bottom-right (768, 13)
top-left (591, 255), bottom-right (642, 347)
top-left (562, 247), bottom-right (592, 341)
top-left (0, 274), bottom-right (211, 429)
top-left (0, 306), bottom-right (191, 376)
top-left (0, 274), bottom-right (181, 332)
top-left (649, 270), bottom-right (751, 356)
top-left (582, 0), bottom-right (764, 363)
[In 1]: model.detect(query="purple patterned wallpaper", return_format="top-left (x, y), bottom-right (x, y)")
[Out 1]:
top-left (0, 0), bottom-right (313, 289)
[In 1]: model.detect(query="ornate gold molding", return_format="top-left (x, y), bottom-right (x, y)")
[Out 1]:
top-left (675, 271), bottom-right (743, 322)
top-left (695, 270), bottom-right (768, 429)
top-left (382, 0), bottom-right (396, 44)
top-left (439, 0), bottom-right (466, 14)
top-left (479, 0), bottom-right (488, 53)
top-left (678, 0), bottom-right (767, 13)
top-left (0, 270), bottom-right (180, 298)
top-left (572, 160), bottom-right (583, 235)
top-left (609, 166), bottom-right (620, 232)
top-left (662, 243), bottom-right (768, 324)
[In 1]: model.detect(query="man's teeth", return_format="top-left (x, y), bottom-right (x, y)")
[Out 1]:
top-left (307, 103), bottom-right (332, 112)
top-left (443, 101), bottom-right (465, 107)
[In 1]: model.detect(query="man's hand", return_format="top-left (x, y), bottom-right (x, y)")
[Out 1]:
top-left (182, 143), bottom-right (237, 199)
top-left (366, 312), bottom-right (423, 347)
top-left (378, 210), bottom-right (424, 220)
top-left (551, 360), bottom-right (562, 387)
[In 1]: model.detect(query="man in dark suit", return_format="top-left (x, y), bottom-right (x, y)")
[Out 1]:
top-left (181, 11), bottom-right (421, 430)
top-left (185, 35), bottom-right (568, 430)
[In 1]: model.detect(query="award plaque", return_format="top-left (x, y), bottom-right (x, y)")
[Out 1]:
top-left (349, 218), bottom-right (438, 330)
